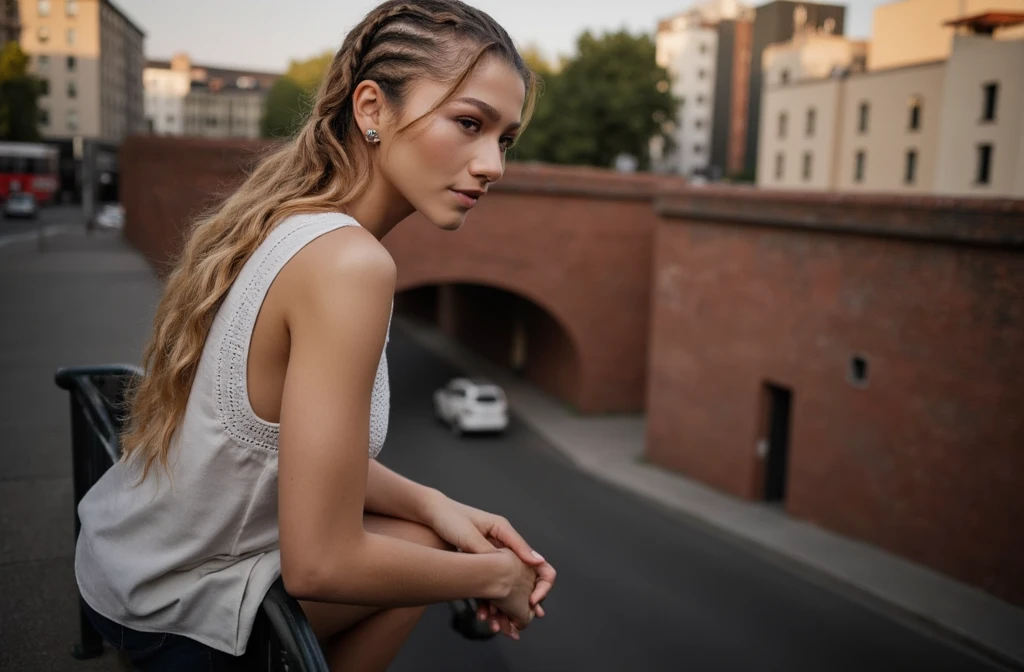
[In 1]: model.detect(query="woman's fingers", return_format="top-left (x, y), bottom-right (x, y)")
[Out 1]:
top-left (530, 561), bottom-right (557, 606)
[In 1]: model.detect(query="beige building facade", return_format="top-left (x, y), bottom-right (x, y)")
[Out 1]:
top-left (757, 76), bottom-right (841, 190)
top-left (758, 6), bottom-right (1024, 198)
top-left (18, 0), bottom-right (144, 142)
top-left (869, 0), bottom-right (1024, 70)
top-left (933, 34), bottom-right (1024, 197)
top-left (833, 61), bottom-right (945, 193)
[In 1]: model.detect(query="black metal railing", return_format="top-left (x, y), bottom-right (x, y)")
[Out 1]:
top-left (56, 364), bottom-right (494, 671)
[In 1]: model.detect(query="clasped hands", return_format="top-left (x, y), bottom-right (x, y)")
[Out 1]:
top-left (424, 495), bottom-right (556, 640)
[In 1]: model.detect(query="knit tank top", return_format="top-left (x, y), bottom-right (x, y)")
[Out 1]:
top-left (75, 213), bottom-right (391, 655)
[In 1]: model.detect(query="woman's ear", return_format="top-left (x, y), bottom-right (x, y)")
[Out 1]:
top-left (352, 80), bottom-right (386, 137)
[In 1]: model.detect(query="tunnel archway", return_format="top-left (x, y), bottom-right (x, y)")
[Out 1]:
top-left (394, 282), bottom-right (582, 408)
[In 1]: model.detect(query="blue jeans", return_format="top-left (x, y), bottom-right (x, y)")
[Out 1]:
top-left (82, 600), bottom-right (250, 671)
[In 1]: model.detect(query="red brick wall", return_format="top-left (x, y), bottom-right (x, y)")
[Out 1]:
top-left (647, 188), bottom-right (1024, 605)
top-left (121, 136), bottom-right (278, 274)
top-left (387, 182), bottom-right (667, 412)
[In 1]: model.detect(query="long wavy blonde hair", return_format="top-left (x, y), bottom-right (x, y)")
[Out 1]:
top-left (121, 0), bottom-right (537, 483)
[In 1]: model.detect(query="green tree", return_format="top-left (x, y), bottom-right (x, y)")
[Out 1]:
top-left (0, 42), bottom-right (43, 142)
top-left (261, 51), bottom-right (334, 138)
top-left (511, 30), bottom-right (676, 170)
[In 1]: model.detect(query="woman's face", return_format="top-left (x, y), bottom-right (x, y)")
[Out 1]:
top-left (377, 56), bottom-right (526, 231)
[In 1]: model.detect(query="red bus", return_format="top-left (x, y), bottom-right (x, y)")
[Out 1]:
top-left (0, 141), bottom-right (60, 205)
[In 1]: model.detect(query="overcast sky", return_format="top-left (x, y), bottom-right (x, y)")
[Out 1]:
top-left (119, 0), bottom-right (892, 73)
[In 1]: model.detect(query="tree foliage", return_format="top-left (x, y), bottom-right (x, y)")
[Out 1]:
top-left (260, 51), bottom-right (333, 139)
top-left (512, 30), bottom-right (676, 170)
top-left (263, 32), bottom-right (677, 170)
top-left (0, 42), bottom-right (43, 142)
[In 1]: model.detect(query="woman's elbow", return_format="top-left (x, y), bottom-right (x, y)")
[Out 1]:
top-left (279, 554), bottom-right (325, 601)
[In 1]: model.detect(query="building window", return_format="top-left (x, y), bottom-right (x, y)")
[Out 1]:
top-left (166, 114), bottom-right (175, 124)
top-left (67, 55), bottom-right (76, 71)
top-left (778, 112), bottom-right (788, 139)
top-left (699, 42), bottom-right (708, 55)
top-left (854, 151), bottom-right (866, 183)
top-left (67, 81), bottom-right (77, 98)
top-left (39, 79), bottom-right (49, 95)
top-left (67, 27), bottom-right (76, 45)
top-left (908, 96), bottom-right (921, 131)
top-left (37, 54), bottom-right (50, 68)
top-left (38, 0), bottom-right (50, 16)
top-left (38, 26), bottom-right (50, 42)
top-left (693, 144), bottom-right (704, 154)
top-left (858, 102), bottom-right (869, 133)
top-left (806, 108), bottom-right (816, 137)
top-left (982, 82), bottom-right (999, 122)
top-left (39, 108), bottom-right (50, 125)
top-left (976, 144), bottom-right (993, 184)
top-left (698, 69), bottom-right (707, 80)
top-left (780, 69), bottom-right (790, 84)
top-left (696, 95), bottom-right (706, 105)
top-left (695, 119), bottom-right (704, 130)
top-left (905, 150), bottom-right (917, 185)
top-left (802, 152), bottom-right (812, 181)
top-left (68, 109), bottom-right (78, 131)
top-left (775, 152), bottom-right (784, 180)
top-left (66, 0), bottom-right (78, 16)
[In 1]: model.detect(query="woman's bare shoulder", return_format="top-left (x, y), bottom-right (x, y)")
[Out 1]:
top-left (277, 223), bottom-right (396, 329)
top-left (286, 223), bottom-right (395, 293)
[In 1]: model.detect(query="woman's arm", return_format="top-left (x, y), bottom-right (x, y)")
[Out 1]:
top-left (364, 459), bottom-right (443, 525)
top-left (275, 227), bottom-right (523, 609)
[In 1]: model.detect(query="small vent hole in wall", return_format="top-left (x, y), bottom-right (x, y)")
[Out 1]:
top-left (849, 355), bottom-right (869, 387)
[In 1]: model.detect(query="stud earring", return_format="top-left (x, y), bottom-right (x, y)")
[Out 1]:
top-left (365, 129), bottom-right (380, 144)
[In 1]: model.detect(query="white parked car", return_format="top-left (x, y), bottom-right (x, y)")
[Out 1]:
top-left (95, 203), bottom-right (124, 230)
top-left (2, 192), bottom-right (39, 219)
top-left (433, 378), bottom-right (509, 435)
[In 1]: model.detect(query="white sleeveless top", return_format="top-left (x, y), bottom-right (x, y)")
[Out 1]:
top-left (75, 212), bottom-right (391, 655)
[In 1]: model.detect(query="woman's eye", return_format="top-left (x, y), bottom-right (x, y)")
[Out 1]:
top-left (499, 137), bottom-right (516, 152)
top-left (458, 118), bottom-right (480, 132)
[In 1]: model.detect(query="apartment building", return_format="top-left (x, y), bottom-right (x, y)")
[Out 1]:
top-left (18, 0), bottom-right (144, 142)
top-left (654, 0), bottom-right (754, 178)
top-left (743, 1), bottom-right (847, 177)
top-left (0, 0), bottom-right (20, 51)
top-left (145, 54), bottom-right (279, 139)
top-left (757, 5), bottom-right (1024, 198)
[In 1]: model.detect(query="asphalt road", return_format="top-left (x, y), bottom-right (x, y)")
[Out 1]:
top-left (0, 203), bottom-right (84, 240)
top-left (381, 329), bottom-right (1002, 672)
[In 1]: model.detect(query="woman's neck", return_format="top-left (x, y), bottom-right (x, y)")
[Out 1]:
top-left (343, 173), bottom-right (416, 241)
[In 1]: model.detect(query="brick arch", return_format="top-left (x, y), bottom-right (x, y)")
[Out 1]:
top-left (378, 163), bottom-right (679, 413)
top-left (395, 273), bottom-right (583, 362)
top-left (395, 277), bottom-right (583, 405)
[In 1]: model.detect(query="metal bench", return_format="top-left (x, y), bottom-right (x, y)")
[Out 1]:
top-left (56, 364), bottom-right (492, 671)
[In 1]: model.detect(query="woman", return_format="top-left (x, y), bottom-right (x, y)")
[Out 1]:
top-left (74, 1), bottom-right (556, 669)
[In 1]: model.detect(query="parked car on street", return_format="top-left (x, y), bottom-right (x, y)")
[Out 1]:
top-left (95, 203), bottom-right (124, 230)
top-left (2, 192), bottom-right (39, 219)
top-left (433, 378), bottom-right (509, 435)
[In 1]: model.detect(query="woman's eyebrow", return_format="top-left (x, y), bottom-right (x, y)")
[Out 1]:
top-left (454, 96), bottom-right (522, 130)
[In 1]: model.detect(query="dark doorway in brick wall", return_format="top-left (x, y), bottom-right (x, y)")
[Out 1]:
top-left (763, 384), bottom-right (793, 503)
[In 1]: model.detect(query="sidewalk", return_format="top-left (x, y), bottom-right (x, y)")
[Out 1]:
top-left (0, 225), bottom-right (160, 671)
top-left (397, 317), bottom-right (1024, 671)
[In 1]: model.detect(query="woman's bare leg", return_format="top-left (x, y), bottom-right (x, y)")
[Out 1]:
top-left (299, 513), bottom-right (453, 671)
